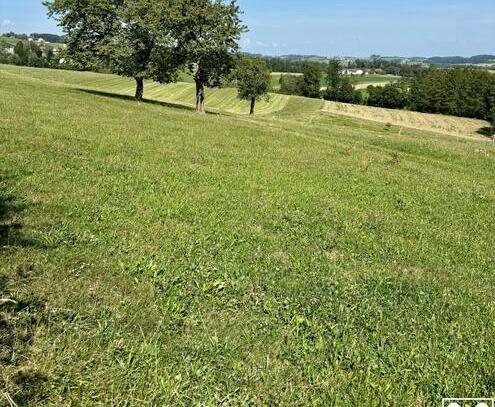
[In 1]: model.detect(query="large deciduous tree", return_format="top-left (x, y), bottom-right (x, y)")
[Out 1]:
top-left (279, 74), bottom-right (303, 96)
top-left (44, 0), bottom-right (182, 101)
top-left (326, 59), bottom-right (342, 90)
top-left (299, 63), bottom-right (322, 99)
top-left (235, 56), bottom-right (271, 115)
top-left (174, 0), bottom-right (246, 113)
top-left (323, 59), bottom-right (362, 104)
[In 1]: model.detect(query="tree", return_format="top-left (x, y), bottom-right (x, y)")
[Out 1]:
top-left (235, 56), bottom-right (271, 115)
top-left (299, 62), bottom-right (322, 98)
top-left (14, 41), bottom-right (28, 63)
top-left (28, 42), bottom-right (43, 58)
top-left (336, 77), bottom-right (356, 103)
top-left (367, 83), bottom-right (408, 109)
top-left (323, 59), bottom-right (361, 103)
top-left (490, 106), bottom-right (495, 135)
top-left (173, 0), bottom-right (246, 113)
top-left (326, 59), bottom-right (341, 89)
top-left (279, 74), bottom-right (303, 96)
top-left (45, 0), bottom-right (182, 101)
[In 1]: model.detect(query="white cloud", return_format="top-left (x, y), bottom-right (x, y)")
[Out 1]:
top-left (1, 19), bottom-right (14, 27)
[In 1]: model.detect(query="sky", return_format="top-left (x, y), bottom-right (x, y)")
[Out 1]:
top-left (0, 0), bottom-right (494, 57)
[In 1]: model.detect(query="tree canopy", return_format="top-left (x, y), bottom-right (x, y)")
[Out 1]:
top-left (408, 68), bottom-right (495, 120)
top-left (234, 56), bottom-right (271, 115)
top-left (299, 63), bottom-right (322, 98)
top-left (322, 59), bottom-right (361, 104)
top-left (45, 0), bottom-right (185, 101)
top-left (172, 0), bottom-right (246, 113)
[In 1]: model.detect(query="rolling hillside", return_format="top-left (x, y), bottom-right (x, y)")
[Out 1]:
top-left (1, 65), bottom-right (495, 406)
top-left (0, 65), bottom-right (291, 115)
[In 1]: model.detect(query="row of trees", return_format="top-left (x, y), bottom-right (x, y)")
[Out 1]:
top-left (45, 0), bottom-right (249, 114)
top-left (409, 68), bottom-right (495, 120)
top-left (2, 31), bottom-right (66, 43)
top-left (0, 40), bottom-right (62, 68)
top-left (366, 68), bottom-right (495, 122)
top-left (264, 56), bottom-right (429, 78)
top-left (278, 60), bottom-right (362, 104)
top-left (353, 58), bottom-right (427, 76)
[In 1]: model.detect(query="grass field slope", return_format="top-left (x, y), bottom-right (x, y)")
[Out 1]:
top-left (1, 66), bottom-right (495, 406)
top-left (323, 100), bottom-right (491, 139)
top-left (0, 65), bottom-right (292, 115)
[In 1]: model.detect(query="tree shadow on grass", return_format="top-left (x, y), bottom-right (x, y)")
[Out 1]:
top-left (0, 185), bottom-right (40, 249)
top-left (76, 88), bottom-right (220, 115)
top-left (0, 188), bottom-right (26, 248)
top-left (477, 126), bottom-right (495, 139)
top-left (1, 180), bottom-right (49, 404)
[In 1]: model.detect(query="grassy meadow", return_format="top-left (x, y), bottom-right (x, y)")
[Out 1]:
top-left (1, 65), bottom-right (495, 406)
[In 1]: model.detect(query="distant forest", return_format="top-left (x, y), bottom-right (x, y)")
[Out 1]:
top-left (261, 56), bottom-right (427, 77)
top-left (427, 55), bottom-right (495, 65)
top-left (2, 32), bottom-right (66, 43)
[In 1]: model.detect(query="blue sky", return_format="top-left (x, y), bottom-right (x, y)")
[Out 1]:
top-left (1, 0), bottom-right (494, 57)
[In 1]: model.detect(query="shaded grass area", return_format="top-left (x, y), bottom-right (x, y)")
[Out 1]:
top-left (0, 178), bottom-right (49, 406)
top-left (1, 67), bottom-right (495, 406)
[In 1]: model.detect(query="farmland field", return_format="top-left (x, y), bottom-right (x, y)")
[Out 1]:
top-left (1, 65), bottom-right (495, 406)
top-left (349, 74), bottom-right (400, 84)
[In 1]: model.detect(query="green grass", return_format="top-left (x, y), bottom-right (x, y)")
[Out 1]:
top-left (1, 65), bottom-right (495, 406)
top-left (349, 74), bottom-right (400, 84)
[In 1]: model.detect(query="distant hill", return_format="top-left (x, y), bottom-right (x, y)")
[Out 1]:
top-left (257, 53), bottom-right (495, 66)
top-left (30, 33), bottom-right (66, 43)
top-left (426, 55), bottom-right (495, 65)
top-left (1, 32), bottom-right (66, 44)
top-left (278, 54), bottom-right (330, 63)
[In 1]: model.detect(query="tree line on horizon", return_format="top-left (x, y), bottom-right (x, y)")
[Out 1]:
top-left (263, 56), bottom-right (429, 77)
top-left (0, 40), bottom-right (62, 68)
top-left (2, 31), bottom-right (66, 43)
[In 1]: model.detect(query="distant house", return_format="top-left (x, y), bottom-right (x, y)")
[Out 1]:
top-left (5, 47), bottom-right (14, 55)
top-left (342, 69), bottom-right (365, 76)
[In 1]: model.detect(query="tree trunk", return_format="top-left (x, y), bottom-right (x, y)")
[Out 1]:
top-left (134, 77), bottom-right (144, 102)
top-left (250, 98), bottom-right (255, 115)
top-left (195, 79), bottom-right (206, 114)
